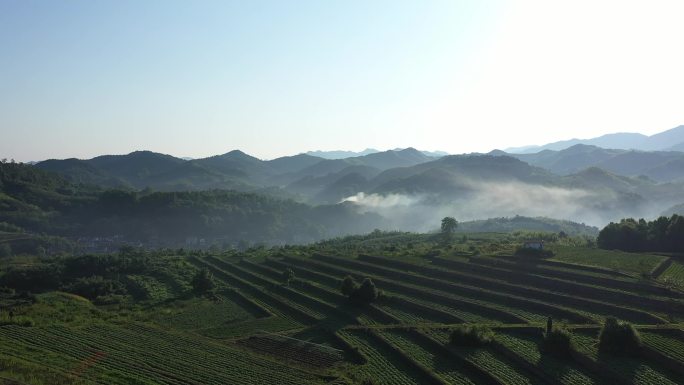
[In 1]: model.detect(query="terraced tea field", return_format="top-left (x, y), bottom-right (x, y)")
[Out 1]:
top-left (3, 249), bottom-right (684, 384)
top-left (192, 251), bottom-right (684, 384)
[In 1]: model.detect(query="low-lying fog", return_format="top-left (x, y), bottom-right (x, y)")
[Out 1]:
top-left (340, 180), bottom-right (672, 231)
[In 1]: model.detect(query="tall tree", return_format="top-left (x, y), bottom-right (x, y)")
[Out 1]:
top-left (441, 217), bottom-right (458, 241)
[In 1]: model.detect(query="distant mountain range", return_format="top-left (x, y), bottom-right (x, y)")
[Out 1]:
top-left (304, 148), bottom-right (449, 159)
top-left (505, 125), bottom-right (684, 153)
top-left (35, 148), bottom-right (435, 194)
top-left (490, 144), bottom-right (684, 182)
top-left (32, 138), bottom-right (684, 229)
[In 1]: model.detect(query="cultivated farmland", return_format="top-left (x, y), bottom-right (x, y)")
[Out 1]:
top-left (2, 234), bottom-right (684, 384)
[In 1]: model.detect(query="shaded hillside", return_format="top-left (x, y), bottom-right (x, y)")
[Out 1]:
top-left (501, 144), bottom-right (684, 182)
top-left (456, 216), bottom-right (599, 237)
top-left (369, 155), bottom-right (556, 195)
top-left (334, 155), bottom-right (682, 229)
top-left (1, 162), bottom-right (383, 245)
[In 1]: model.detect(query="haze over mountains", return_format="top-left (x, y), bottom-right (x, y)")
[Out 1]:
top-left (29, 126), bottom-right (684, 232)
top-left (506, 125), bottom-right (684, 153)
top-left (305, 149), bottom-right (450, 159)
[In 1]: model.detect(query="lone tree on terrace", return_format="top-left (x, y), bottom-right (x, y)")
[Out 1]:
top-left (441, 217), bottom-right (458, 241)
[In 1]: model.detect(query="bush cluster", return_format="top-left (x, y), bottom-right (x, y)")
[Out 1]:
top-left (541, 326), bottom-right (575, 358)
top-left (339, 276), bottom-right (379, 304)
top-left (449, 325), bottom-right (494, 347)
top-left (598, 317), bottom-right (642, 356)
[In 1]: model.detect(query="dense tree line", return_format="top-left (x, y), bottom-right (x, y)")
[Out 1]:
top-left (597, 215), bottom-right (684, 252)
top-left (0, 162), bottom-right (382, 245)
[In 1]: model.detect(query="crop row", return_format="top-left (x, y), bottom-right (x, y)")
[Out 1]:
top-left (261, 258), bottom-right (398, 325)
top-left (313, 254), bottom-right (593, 323)
top-left (239, 259), bottom-right (348, 309)
top-left (571, 329), bottom-right (680, 385)
top-left (73, 322), bottom-right (325, 384)
top-left (493, 255), bottom-right (636, 279)
top-left (0, 328), bottom-right (125, 385)
top-left (660, 260), bottom-right (684, 285)
top-left (452, 255), bottom-right (682, 300)
top-left (191, 256), bottom-right (318, 325)
top-left (219, 257), bottom-right (400, 326)
top-left (0, 325), bottom-right (197, 385)
top-left (641, 330), bottom-right (684, 362)
top-left (197, 316), bottom-right (301, 339)
top-left (425, 329), bottom-right (559, 385)
top-left (490, 330), bottom-right (599, 385)
top-left (362, 252), bottom-right (672, 323)
top-left (236, 334), bottom-right (344, 368)
top-left (208, 256), bottom-right (333, 319)
top-left (378, 329), bottom-right (488, 385)
top-left (267, 260), bottom-right (483, 323)
top-left (337, 330), bottom-right (424, 385)
top-left (639, 330), bottom-right (684, 377)
top-left (259, 256), bottom-right (468, 325)
top-left (267, 257), bottom-right (484, 324)
top-left (283, 255), bottom-right (527, 323)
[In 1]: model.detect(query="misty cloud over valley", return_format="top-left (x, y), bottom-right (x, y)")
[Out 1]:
top-left (340, 178), bottom-right (662, 232)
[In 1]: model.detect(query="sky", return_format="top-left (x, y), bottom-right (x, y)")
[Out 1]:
top-left (2, 0), bottom-right (684, 162)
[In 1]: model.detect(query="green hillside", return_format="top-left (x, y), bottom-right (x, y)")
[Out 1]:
top-left (1, 231), bottom-right (683, 384)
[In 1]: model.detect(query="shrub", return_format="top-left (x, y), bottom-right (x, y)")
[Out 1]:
top-left (62, 275), bottom-right (126, 300)
top-left (341, 276), bottom-right (380, 304)
top-left (0, 315), bottom-right (34, 327)
top-left (353, 278), bottom-right (379, 303)
top-left (191, 268), bottom-right (216, 295)
top-left (541, 326), bottom-right (575, 358)
top-left (340, 275), bottom-right (358, 297)
top-left (598, 317), bottom-right (642, 356)
top-left (449, 325), bottom-right (494, 347)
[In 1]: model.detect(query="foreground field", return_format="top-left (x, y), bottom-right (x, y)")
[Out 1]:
top-left (1, 233), bottom-right (683, 384)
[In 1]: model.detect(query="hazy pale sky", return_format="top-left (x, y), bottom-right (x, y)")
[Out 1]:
top-left (2, 0), bottom-right (684, 161)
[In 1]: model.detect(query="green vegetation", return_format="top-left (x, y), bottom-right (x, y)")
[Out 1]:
top-left (549, 245), bottom-right (666, 275)
top-left (495, 330), bottom-right (597, 385)
top-left (0, 227), bottom-right (683, 384)
top-left (191, 267), bottom-right (216, 294)
top-left (457, 216), bottom-right (599, 237)
top-left (449, 325), bottom-right (494, 347)
top-left (541, 326), bottom-right (575, 358)
top-left (659, 260), bottom-right (684, 288)
top-left (572, 329), bottom-right (679, 385)
top-left (598, 317), bottom-right (643, 356)
top-left (440, 216), bottom-right (458, 242)
top-left (339, 275), bottom-right (380, 304)
top-left (0, 161), bottom-right (383, 247)
top-left (598, 215), bottom-right (684, 252)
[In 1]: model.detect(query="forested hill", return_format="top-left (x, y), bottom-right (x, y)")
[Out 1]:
top-left (0, 162), bottom-right (382, 245)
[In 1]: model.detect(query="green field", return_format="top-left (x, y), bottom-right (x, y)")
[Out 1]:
top-left (549, 245), bottom-right (667, 275)
top-left (659, 260), bottom-right (684, 288)
top-left (1, 234), bottom-right (684, 384)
